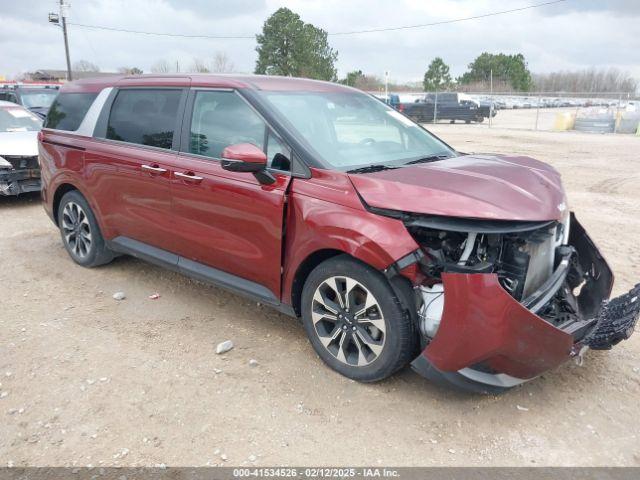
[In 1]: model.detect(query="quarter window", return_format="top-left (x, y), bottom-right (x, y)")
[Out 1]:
top-left (266, 132), bottom-right (290, 171)
top-left (106, 89), bottom-right (182, 149)
top-left (44, 93), bottom-right (97, 131)
top-left (189, 91), bottom-right (266, 159)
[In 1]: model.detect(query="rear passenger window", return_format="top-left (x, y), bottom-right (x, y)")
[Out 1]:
top-left (107, 89), bottom-right (182, 149)
top-left (189, 91), bottom-right (265, 159)
top-left (45, 93), bottom-right (97, 131)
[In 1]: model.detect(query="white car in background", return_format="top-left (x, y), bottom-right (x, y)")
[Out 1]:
top-left (0, 100), bottom-right (42, 196)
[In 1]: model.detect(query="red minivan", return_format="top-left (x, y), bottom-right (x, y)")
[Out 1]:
top-left (39, 75), bottom-right (639, 393)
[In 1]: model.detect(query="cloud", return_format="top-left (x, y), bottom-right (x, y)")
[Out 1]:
top-left (539, 0), bottom-right (640, 16)
top-left (0, 0), bottom-right (638, 84)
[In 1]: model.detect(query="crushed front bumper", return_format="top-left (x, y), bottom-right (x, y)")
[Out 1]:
top-left (410, 214), bottom-right (639, 392)
top-left (0, 169), bottom-right (41, 196)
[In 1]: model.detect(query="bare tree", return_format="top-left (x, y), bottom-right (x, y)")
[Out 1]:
top-left (189, 58), bottom-right (210, 73)
top-left (73, 60), bottom-right (100, 72)
top-left (118, 67), bottom-right (143, 75)
top-left (150, 59), bottom-right (172, 73)
top-left (211, 51), bottom-right (234, 73)
top-left (533, 68), bottom-right (638, 94)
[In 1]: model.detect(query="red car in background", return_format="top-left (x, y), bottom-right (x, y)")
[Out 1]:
top-left (38, 75), bottom-right (639, 393)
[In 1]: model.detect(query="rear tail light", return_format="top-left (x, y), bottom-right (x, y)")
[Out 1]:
top-left (397, 104), bottom-right (404, 112)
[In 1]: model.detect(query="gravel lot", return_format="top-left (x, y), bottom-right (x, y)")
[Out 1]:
top-left (1, 124), bottom-right (639, 467)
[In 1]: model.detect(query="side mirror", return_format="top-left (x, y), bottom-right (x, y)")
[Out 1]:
top-left (220, 143), bottom-right (275, 185)
top-left (221, 143), bottom-right (267, 173)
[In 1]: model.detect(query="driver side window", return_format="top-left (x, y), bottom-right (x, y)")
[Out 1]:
top-left (189, 91), bottom-right (265, 159)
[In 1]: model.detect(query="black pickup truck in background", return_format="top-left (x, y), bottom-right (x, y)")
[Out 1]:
top-left (396, 92), bottom-right (496, 124)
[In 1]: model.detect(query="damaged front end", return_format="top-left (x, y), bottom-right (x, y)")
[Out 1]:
top-left (0, 155), bottom-right (41, 196)
top-left (390, 212), bottom-right (639, 393)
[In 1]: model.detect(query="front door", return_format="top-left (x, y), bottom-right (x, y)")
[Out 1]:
top-left (169, 89), bottom-right (291, 299)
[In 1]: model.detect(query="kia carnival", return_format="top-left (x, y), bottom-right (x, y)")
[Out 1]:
top-left (39, 75), bottom-right (639, 393)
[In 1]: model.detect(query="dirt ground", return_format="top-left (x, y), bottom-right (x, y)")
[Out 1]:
top-left (1, 125), bottom-right (639, 468)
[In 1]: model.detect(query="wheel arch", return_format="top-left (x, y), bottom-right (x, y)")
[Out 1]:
top-left (290, 248), bottom-right (346, 317)
top-left (52, 183), bottom-right (80, 226)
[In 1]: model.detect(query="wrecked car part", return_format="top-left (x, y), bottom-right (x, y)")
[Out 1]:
top-left (402, 212), bottom-right (638, 390)
top-left (457, 232), bottom-right (478, 266)
top-left (407, 220), bottom-right (566, 302)
top-left (417, 283), bottom-right (444, 338)
top-left (584, 283), bottom-right (640, 350)
top-left (0, 155), bottom-right (41, 196)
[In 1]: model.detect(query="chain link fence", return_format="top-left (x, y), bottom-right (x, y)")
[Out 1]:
top-left (380, 91), bottom-right (640, 134)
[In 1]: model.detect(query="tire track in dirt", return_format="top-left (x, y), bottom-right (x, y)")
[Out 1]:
top-left (588, 175), bottom-right (639, 195)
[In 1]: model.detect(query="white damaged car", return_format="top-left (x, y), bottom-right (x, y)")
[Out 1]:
top-left (0, 100), bottom-right (42, 196)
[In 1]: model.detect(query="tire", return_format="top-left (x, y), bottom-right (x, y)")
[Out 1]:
top-left (301, 255), bottom-right (417, 382)
top-left (57, 190), bottom-right (114, 268)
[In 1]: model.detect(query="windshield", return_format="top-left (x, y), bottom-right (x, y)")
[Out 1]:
top-left (0, 107), bottom-right (43, 132)
top-left (19, 90), bottom-right (58, 109)
top-left (259, 90), bottom-right (455, 170)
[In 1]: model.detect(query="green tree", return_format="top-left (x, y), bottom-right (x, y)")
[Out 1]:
top-left (423, 57), bottom-right (452, 91)
top-left (458, 52), bottom-right (532, 91)
top-left (255, 8), bottom-right (338, 81)
top-left (340, 70), bottom-right (364, 87)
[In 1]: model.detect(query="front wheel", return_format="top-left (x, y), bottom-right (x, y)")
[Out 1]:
top-left (301, 255), bottom-right (417, 382)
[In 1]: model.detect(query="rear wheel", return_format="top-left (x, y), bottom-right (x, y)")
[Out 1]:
top-left (57, 190), bottom-right (114, 267)
top-left (301, 255), bottom-right (417, 382)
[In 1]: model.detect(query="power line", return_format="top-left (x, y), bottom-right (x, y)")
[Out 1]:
top-left (67, 0), bottom-right (568, 39)
top-left (66, 22), bottom-right (254, 39)
top-left (331, 0), bottom-right (568, 35)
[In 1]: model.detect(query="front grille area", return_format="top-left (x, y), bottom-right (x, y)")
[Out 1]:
top-left (2, 155), bottom-right (39, 170)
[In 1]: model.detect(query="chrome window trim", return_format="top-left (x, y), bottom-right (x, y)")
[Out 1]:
top-left (90, 136), bottom-right (178, 155)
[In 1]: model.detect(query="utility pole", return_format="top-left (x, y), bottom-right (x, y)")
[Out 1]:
top-left (489, 69), bottom-right (493, 128)
top-left (60, 0), bottom-right (72, 81)
top-left (384, 71), bottom-right (389, 102)
top-left (49, 0), bottom-right (72, 81)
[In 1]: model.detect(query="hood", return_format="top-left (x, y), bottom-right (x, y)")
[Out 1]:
top-left (348, 154), bottom-right (566, 222)
top-left (0, 131), bottom-right (39, 157)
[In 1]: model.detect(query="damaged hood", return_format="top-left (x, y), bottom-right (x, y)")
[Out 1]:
top-left (348, 154), bottom-right (567, 221)
top-left (0, 131), bottom-right (39, 157)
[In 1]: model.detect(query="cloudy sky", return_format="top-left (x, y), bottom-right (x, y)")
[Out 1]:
top-left (1, 0), bottom-right (639, 83)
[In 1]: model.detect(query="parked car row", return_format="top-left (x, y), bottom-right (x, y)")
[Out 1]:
top-left (471, 94), bottom-right (626, 110)
top-left (0, 82), bottom-right (61, 196)
top-left (376, 91), bottom-right (635, 113)
top-left (0, 101), bottom-right (42, 196)
top-left (0, 82), bottom-right (61, 118)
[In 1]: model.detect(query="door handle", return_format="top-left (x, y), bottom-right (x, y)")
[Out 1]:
top-left (175, 171), bottom-right (204, 182)
top-left (141, 164), bottom-right (167, 174)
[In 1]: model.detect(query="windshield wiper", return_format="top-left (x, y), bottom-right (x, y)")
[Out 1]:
top-left (346, 164), bottom-right (399, 174)
top-left (404, 154), bottom-right (452, 165)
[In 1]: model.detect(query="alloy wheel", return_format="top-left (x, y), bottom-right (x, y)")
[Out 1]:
top-left (61, 201), bottom-right (92, 259)
top-left (311, 276), bottom-right (386, 367)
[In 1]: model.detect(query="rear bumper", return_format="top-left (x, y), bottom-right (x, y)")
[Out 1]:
top-left (0, 169), bottom-right (41, 196)
top-left (410, 214), bottom-right (638, 390)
